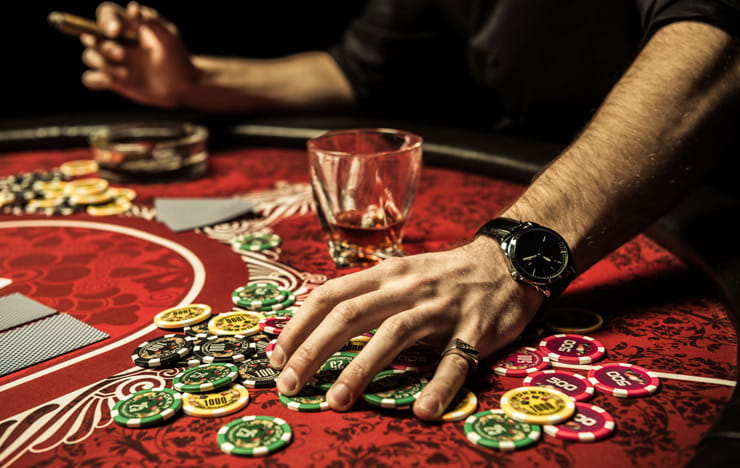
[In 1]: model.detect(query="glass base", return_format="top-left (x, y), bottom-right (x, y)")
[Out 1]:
top-left (328, 241), bottom-right (405, 268)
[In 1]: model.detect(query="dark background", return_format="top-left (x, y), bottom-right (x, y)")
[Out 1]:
top-left (0, 1), bottom-right (366, 121)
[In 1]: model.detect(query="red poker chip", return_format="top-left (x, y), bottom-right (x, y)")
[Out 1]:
top-left (538, 334), bottom-right (606, 364)
top-left (264, 339), bottom-right (278, 358)
top-left (493, 347), bottom-right (550, 377)
top-left (259, 316), bottom-right (290, 335)
top-left (587, 363), bottom-right (660, 398)
top-left (523, 369), bottom-right (594, 402)
top-left (543, 402), bottom-right (616, 441)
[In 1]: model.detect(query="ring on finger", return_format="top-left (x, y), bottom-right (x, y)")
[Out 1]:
top-left (440, 338), bottom-right (479, 371)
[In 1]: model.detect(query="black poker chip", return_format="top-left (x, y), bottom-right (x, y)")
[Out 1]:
top-left (192, 335), bottom-right (257, 364)
top-left (131, 334), bottom-right (196, 368)
top-left (246, 331), bottom-right (274, 355)
top-left (183, 320), bottom-right (212, 339)
top-left (238, 356), bottom-right (281, 388)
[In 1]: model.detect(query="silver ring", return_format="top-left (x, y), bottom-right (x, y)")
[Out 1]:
top-left (441, 338), bottom-right (480, 371)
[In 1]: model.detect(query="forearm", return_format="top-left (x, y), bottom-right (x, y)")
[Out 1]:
top-left (500, 21), bottom-right (739, 273)
top-left (182, 51), bottom-right (356, 112)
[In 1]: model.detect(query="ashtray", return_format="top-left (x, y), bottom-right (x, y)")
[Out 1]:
top-left (89, 122), bottom-right (209, 183)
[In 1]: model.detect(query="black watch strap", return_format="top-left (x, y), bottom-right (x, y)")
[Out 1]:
top-left (475, 217), bottom-right (523, 242)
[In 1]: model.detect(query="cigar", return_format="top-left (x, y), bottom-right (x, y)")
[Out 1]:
top-left (47, 11), bottom-right (138, 44)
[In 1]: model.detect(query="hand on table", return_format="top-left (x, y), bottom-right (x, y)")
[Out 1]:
top-left (270, 236), bottom-right (544, 420)
top-left (80, 1), bottom-right (198, 109)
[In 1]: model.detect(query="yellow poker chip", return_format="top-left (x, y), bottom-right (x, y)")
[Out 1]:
top-left (339, 335), bottom-right (370, 354)
top-left (155, 304), bottom-right (213, 329)
top-left (107, 187), bottom-right (137, 201)
top-left (182, 383), bottom-right (250, 418)
top-left (60, 159), bottom-right (99, 177)
top-left (65, 177), bottom-right (109, 196)
top-left (87, 198), bottom-right (132, 216)
top-left (439, 388), bottom-right (478, 422)
top-left (70, 189), bottom-right (115, 206)
top-left (500, 386), bottom-right (576, 425)
top-left (208, 311), bottom-right (263, 336)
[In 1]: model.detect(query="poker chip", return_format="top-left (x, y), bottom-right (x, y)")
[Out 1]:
top-left (538, 334), bottom-right (606, 364)
top-left (389, 342), bottom-right (440, 373)
top-left (87, 197), bottom-right (132, 216)
top-left (107, 186), bottom-right (137, 201)
top-left (175, 355), bottom-right (202, 368)
top-left (543, 402), bottom-right (616, 441)
top-left (464, 409), bottom-right (541, 450)
top-left (111, 387), bottom-right (182, 428)
top-left (208, 311), bottom-right (263, 336)
top-left (65, 177), bottom-right (108, 196)
top-left (131, 334), bottom-right (195, 368)
top-left (363, 370), bottom-right (428, 409)
top-left (278, 383), bottom-right (330, 412)
top-left (183, 320), bottom-right (212, 339)
top-left (193, 335), bottom-right (257, 364)
top-left (68, 189), bottom-right (114, 206)
top-left (254, 291), bottom-right (296, 312)
top-left (312, 352), bottom-right (356, 390)
top-left (261, 309), bottom-right (294, 319)
top-left (258, 316), bottom-right (290, 335)
top-left (264, 339), bottom-right (278, 358)
top-left (245, 332), bottom-right (274, 355)
top-left (173, 363), bottom-right (239, 393)
top-left (154, 304), bottom-right (212, 329)
top-left (238, 356), bottom-right (281, 388)
top-left (60, 159), bottom-right (99, 177)
top-left (493, 347), bottom-right (550, 377)
top-left (182, 383), bottom-right (250, 418)
top-left (232, 283), bottom-right (289, 310)
top-left (587, 363), bottom-right (660, 398)
top-left (231, 233), bottom-right (282, 252)
top-left (500, 386), bottom-right (576, 425)
top-left (543, 307), bottom-right (604, 334)
top-left (217, 415), bottom-right (292, 456)
top-left (439, 388), bottom-right (478, 422)
top-left (339, 335), bottom-right (370, 354)
top-left (523, 370), bottom-right (595, 402)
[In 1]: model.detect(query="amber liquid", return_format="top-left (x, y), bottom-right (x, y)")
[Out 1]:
top-left (329, 209), bottom-right (405, 254)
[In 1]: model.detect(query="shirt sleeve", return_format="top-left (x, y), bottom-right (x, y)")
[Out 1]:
top-left (635, 0), bottom-right (740, 45)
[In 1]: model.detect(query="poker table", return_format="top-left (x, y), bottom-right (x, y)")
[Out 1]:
top-left (0, 114), bottom-right (738, 467)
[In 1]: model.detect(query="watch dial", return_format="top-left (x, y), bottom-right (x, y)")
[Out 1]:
top-left (509, 227), bottom-right (570, 283)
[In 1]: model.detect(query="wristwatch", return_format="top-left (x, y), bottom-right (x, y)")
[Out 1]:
top-left (475, 217), bottom-right (576, 298)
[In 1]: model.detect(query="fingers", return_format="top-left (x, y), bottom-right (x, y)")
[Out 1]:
top-left (96, 1), bottom-right (126, 38)
top-left (413, 345), bottom-right (472, 420)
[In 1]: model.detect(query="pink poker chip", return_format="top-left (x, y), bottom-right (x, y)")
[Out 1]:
top-left (538, 334), bottom-right (606, 364)
top-left (493, 347), bottom-right (550, 377)
top-left (523, 369), bottom-right (594, 402)
top-left (543, 402), bottom-right (616, 441)
top-left (587, 363), bottom-right (660, 398)
top-left (259, 316), bottom-right (290, 335)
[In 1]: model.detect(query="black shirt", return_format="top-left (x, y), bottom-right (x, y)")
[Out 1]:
top-left (330, 0), bottom-right (740, 142)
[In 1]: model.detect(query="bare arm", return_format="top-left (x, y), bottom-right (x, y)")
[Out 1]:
top-left (271, 20), bottom-right (740, 422)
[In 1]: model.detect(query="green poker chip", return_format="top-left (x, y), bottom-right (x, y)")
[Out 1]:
top-left (111, 387), bottom-right (182, 428)
top-left (464, 409), bottom-right (541, 450)
top-left (312, 352), bottom-right (356, 390)
top-left (254, 291), bottom-right (296, 312)
top-left (231, 233), bottom-right (282, 252)
top-left (173, 363), bottom-right (239, 393)
top-left (278, 383), bottom-right (330, 412)
top-left (218, 415), bottom-right (292, 456)
top-left (232, 283), bottom-right (289, 309)
top-left (363, 370), bottom-right (428, 409)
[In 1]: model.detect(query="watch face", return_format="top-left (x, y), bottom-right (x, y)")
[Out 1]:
top-left (508, 226), bottom-right (570, 284)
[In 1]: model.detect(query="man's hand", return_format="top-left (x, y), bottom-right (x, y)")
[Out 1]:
top-left (80, 1), bottom-right (198, 108)
top-left (270, 236), bottom-right (544, 421)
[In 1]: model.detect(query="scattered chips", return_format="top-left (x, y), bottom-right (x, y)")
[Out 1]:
top-left (464, 409), bottom-right (541, 451)
top-left (173, 363), bottom-right (239, 393)
top-left (538, 334), bottom-right (606, 365)
top-left (131, 334), bottom-right (195, 368)
top-left (500, 386), bottom-right (575, 425)
top-left (193, 335), bottom-right (256, 364)
top-left (182, 383), bottom-right (250, 418)
top-left (279, 383), bottom-right (330, 412)
top-left (523, 369), bottom-right (595, 402)
top-left (217, 415), bottom-right (292, 456)
top-left (154, 304), bottom-right (212, 329)
top-left (363, 370), bottom-right (428, 409)
top-left (493, 347), bottom-right (550, 377)
top-left (238, 356), bottom-right (280, 388)
top-left (587, 363), bottom-right (660, 398)
top-left (439, 388), bottom-right (478, 422)
top-left (543, 402), bottom-right (616, 442)
top-left (111, 387), bottom-right (182, 428)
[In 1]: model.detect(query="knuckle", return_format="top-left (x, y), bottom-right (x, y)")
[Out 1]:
top-left (329, 301), bottom-right (361, 325)
top-left (380, 315), bottom-right (415, 340)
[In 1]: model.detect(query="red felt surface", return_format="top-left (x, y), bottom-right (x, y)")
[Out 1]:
top-left (0, 147), bottom-right (736, 468)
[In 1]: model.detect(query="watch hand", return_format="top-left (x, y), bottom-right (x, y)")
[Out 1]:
top-left (522, 254), bottom-right (539, 261)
